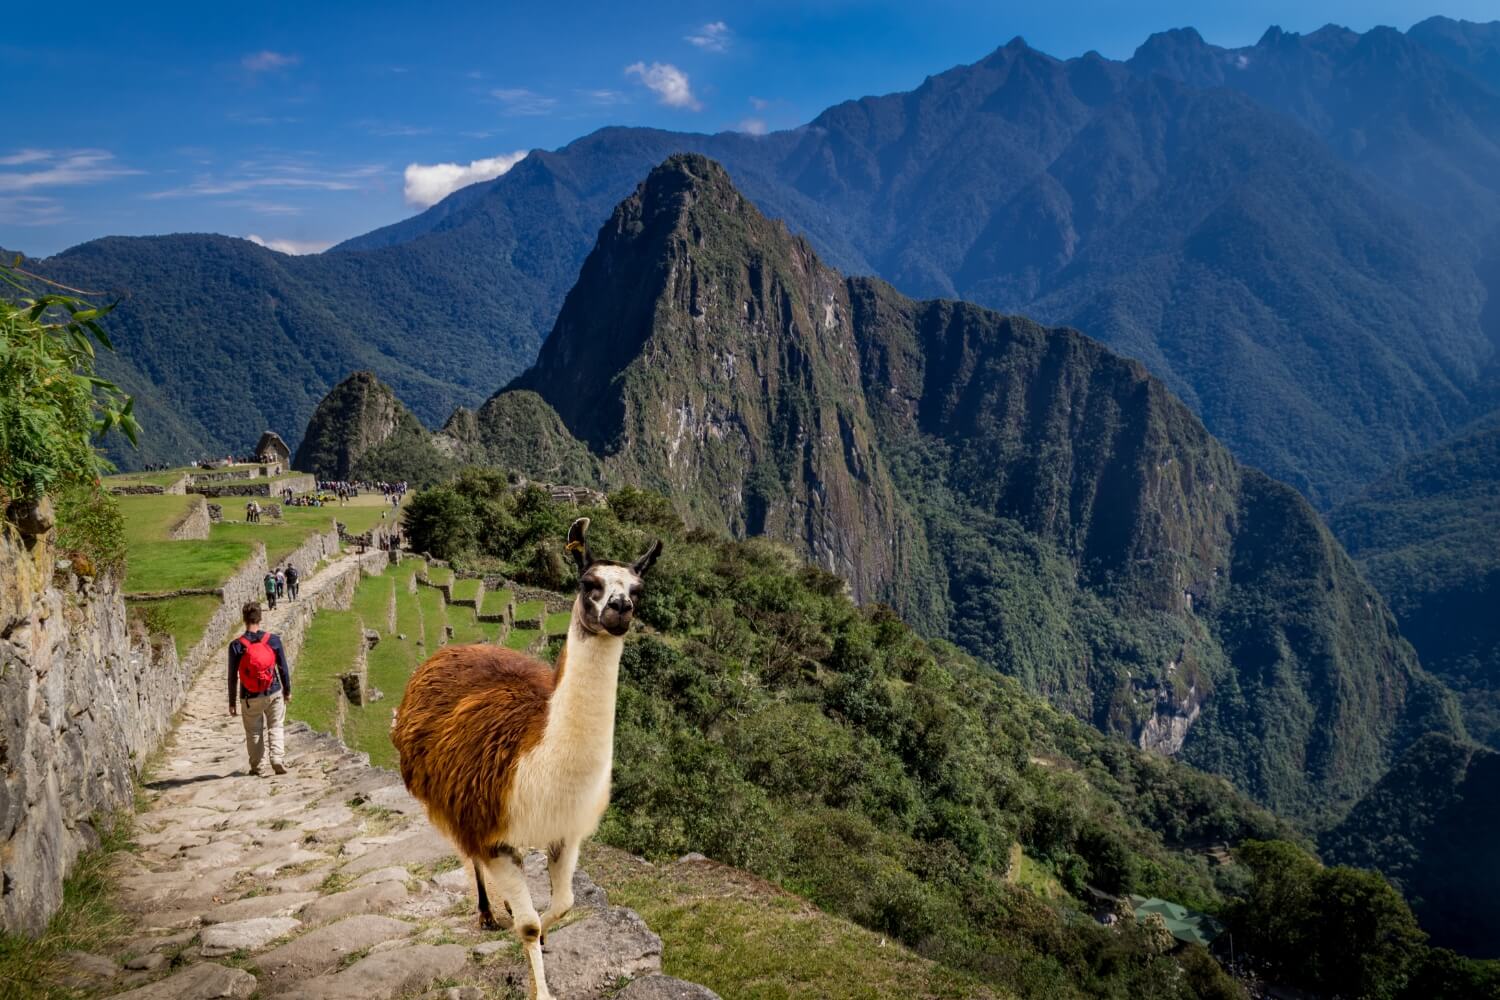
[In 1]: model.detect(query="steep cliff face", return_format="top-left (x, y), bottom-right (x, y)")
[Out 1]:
top-left (309, 155), bottom-right (1458, 821)
top-left (509, 156), bottom-right (919, 600)
top-left (0, 518), bottom-right (190, 933)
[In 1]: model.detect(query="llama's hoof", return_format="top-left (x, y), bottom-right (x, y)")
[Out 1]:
top-left (478, 911), bottom-right (500, 931)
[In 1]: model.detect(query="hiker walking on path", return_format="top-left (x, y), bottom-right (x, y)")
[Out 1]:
top-left (263, 569), bottom-right (278, 609)
top-left (275, 566), bottom-right (286, 600)
top-left (228, 601), bottom-right (292, 776)
top-left (285, 563), bottom-right (300, 600)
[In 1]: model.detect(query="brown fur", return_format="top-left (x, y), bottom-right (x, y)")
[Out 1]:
top-left (391, 643), bottom-right (552, 858)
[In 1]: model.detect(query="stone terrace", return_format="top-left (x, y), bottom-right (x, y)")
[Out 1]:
top-left (72, 551), bottom-right (716, 1000)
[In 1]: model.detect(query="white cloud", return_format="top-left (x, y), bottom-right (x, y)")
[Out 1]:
top-left (749, 96), bottom-right (770, 111)
top-left (490, 88), bottom-right (557, 115)
top-left (0, 149), bottom-right (140, 192)
top-left (403, 151), bottom-right (527, 207)
top-left (246, 234), bottom-right (331, 255)
top-left (685, 22), bottom-right (731, 52)
top-left (625, 62), bottom-right (701, 110)
top-left (737, 118), bottom-right (768, 135)
top-left (218, 198), bottom-right (301, 216)
top-left (242, 50), bottom-right (299, 73)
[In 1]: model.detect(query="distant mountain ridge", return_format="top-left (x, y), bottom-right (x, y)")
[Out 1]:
top-left (324, 154), bottom-right (1461, 826)
top-left (30, 18), bottom-right (1500, 510)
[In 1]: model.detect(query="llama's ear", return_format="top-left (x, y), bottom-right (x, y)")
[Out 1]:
top-left (632, 539), bottom-right (663, 577)
top-left (566, 517), bottom-right (593, 575)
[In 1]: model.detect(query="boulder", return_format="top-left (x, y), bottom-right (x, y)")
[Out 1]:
top-left (256, 914), bottom-right (415, 983)
top-left (201, 891), bottom-right (319, 924)
top-left (108, 961), bottom-right (256, 1000)
top-left (543, 907), bottom-right (662, 998)
top-left (298, 880), bottom-right (408, 925)
top-left (200, 915), bottom-right (301, 956)
top-left (616, 976), bottom-right (723, 1000)
top-left (278, 943), bottom-right (469, 1000)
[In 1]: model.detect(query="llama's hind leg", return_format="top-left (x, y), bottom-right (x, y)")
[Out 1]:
top-left (482, 845), bottom-right (551, 1000)
top-left (539, 838), bottom-right (580, 941)
top-left (472, 859), bottom-right (511, 930)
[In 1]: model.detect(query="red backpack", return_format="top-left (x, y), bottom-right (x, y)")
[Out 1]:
top-left (238, 633), bottom-right (277, 694)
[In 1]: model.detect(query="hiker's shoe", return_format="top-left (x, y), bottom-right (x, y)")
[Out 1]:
top-left (272, 761), bottom-right (288, 775)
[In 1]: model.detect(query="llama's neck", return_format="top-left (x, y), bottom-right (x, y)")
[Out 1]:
top-left (542, 613), bottom-right (624, 770)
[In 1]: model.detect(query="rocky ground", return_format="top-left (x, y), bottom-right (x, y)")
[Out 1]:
top-left (62, 551), bottom-right (717, 1000)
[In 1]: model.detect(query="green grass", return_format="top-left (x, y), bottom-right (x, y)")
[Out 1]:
top-left (544, 611), bottom-right (572, 637)
top-left (118, 494), bottom-right (199, 543)
top-left (425, 564), bottom-right (454, 587)
top-left (211, 520), bottom-right (327, 568)
top-left (488, 587), bottom-right (514, 615)
top-left (444, 602), bottom-right (488, 644)
top-left (513, 599), bottom-right (544, 626)
top-left (103, 468), bottom-right (190, 488)
top-left (124, 539), bottom-right (254, 593)
top-left (286, 609), bottom-right (362, 735)
top-left (449, 577), bottom-right (481, 604)
top-left (504, 627), bottom-right (541, 652)
top-left (0, 813), bottom-right (136, 1000)
top-left (585, 845), bottom-right (1005, 1000)
top-left (128, 594), bottom-right (223, 657)
top-left (416, 584), bottom-right (447, 654)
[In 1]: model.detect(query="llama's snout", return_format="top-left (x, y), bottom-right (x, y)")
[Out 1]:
top-left (600, 596), bottom-right (634, 635)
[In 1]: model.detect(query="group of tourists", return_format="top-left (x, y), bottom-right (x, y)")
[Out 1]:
top-left (244, 500), bottom-right (264, 522)
top-left (261, 564), bottom-right (299, 609)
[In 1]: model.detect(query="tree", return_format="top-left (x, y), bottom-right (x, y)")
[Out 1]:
top-left (0, 262), bottom-right (137, 504)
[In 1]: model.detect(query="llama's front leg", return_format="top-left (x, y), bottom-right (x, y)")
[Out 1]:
top-left (471, 858), bottom-right (510, 930)
top-left (540, 838), bottom-right (580, 940)
top-left (482, 845), bottom-right (552, 1000)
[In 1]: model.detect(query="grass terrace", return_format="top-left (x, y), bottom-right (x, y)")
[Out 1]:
top-left (505, 627), bottom-right (541, 652)
top-left (124, 539), bottom-right (253, 594)
top-left (102, 467), bottom-right (190, 488)
top-left (545, 610), bottom-right (572, 637)
top-left (287, 607), bottom-right (362, 736)
top-left (119, 494), bottom-right (198, 543)
top-left (449, 577), bottom-right (481, 605)
top-left (127, 594), bottom-right (223, 658)
top-left (585, 844), bottom-right (1003, 1000)
top-left (514, 599), bottom-right (544, 626)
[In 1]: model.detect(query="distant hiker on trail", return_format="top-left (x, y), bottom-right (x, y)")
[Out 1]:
top-left (228, 601), bottom-right (292, 776)
top-left (285, 564), bottom-right (299, 600)
top-left (263, 570), bottom-right (278, 609)
top-left (245, 500), bottom-right (259, 523)
top-left (275, 567), bottom-right (286, 600)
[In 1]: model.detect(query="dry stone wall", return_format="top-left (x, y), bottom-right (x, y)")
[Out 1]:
top-left (0, 520), bottom-right (191, 934)
top-left (165, 497), bottom-right (211, 541)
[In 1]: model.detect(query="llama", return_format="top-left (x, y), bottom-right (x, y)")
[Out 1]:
top-left (392, 517), bottom-right (661, 1000)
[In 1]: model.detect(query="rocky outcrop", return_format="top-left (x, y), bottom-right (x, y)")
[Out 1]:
top-left (0, 519), bottom-right (192, 933)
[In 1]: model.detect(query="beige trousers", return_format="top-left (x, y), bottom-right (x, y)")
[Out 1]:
top-left (241, 691), bottom-right (286, 770)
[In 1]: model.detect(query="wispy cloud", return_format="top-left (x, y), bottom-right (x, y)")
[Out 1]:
top-left (749, 96), bottom-right (770, 111)
top-left (625, 62), bottom-right (701, 110)
top-left (0, 195), bottom-right (67, 225)
top-left (579, 88), bottom-right (629, 106)
top-left (217, 198), bottom-right (301, 216)
top-left (0, 149), bottom-right (140, 192)
top-left (490, 88), bottom-right (557, 116)
top-left (403, 151), bottom-right (527, 208)
top-left (246, 233), bottom-right (331, 255)
top-left (685, 21), bottom-right (731, 52)
top-left (242, 50), bottom-right (299, 73)
top-left (737, 118), bottom-right (768, 135)
top-left (147, 160), bottom-right (382, 199)
top-left (359, 120), bottom-right (434, 138)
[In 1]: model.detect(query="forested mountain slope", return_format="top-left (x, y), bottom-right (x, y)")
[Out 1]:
top-left (1330, 411), bottom-right (1500, 747)
top-left (31, 23), bottom-right (1500, 508)
top-left (345, 154), bottom-right (1461, 824)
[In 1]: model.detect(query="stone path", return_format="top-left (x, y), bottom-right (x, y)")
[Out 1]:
top-left (65, 551), bottom-right (717, 1000)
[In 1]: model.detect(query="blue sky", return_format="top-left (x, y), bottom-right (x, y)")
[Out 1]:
top-left (5, 1), bottom-right (1496, 257)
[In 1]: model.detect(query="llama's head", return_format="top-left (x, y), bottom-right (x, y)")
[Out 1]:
top-left (566, 517), bottom-right (663, 637)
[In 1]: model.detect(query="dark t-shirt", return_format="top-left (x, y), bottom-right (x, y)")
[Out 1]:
top-left (228, 631), bottom-right (292, 707)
